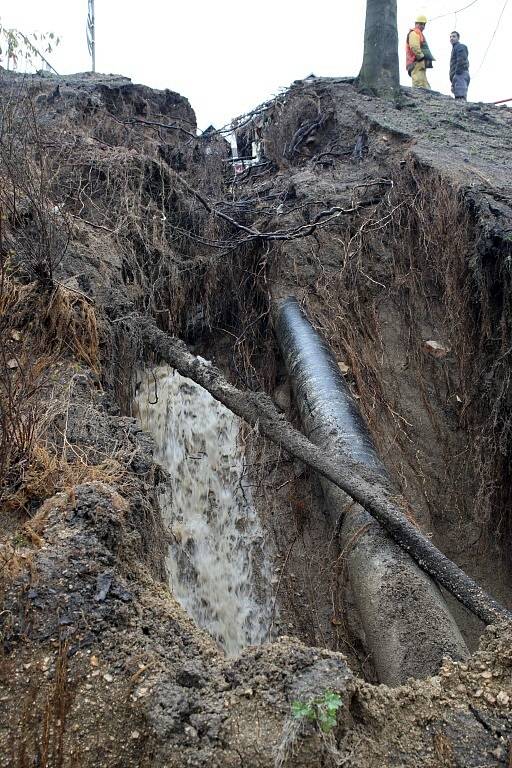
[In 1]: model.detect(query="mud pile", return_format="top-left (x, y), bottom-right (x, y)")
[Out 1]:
top-left (0, 69), bottom-right (511, 766)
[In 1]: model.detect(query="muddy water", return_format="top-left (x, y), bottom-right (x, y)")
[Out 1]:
top-left (136, 364), bottom-right (272, 655)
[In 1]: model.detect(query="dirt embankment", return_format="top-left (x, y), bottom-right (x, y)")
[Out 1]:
top-left (1, 70), bottom-right (512, 766)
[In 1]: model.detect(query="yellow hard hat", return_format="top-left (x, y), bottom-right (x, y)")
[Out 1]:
top-left (416, 14), bottom-right (428, 23)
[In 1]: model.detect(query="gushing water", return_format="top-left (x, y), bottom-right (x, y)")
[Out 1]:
top-left (136, 364), bottom-right (272, 655)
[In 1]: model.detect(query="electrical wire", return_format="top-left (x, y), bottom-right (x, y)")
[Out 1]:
top-left (474, 0), bottom-right (510, 75)
top-left (430, 0), bottom-right (481, 21)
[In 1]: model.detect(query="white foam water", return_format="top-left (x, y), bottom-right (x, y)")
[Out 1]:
top-left (136, 364), bottom-right (272, 655)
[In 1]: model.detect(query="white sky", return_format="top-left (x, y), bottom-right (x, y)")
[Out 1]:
top-left (2, 0), bottom-right (510, 129)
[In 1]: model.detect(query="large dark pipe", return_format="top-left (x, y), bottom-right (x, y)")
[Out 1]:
top-left (275, 296), bottom-right (468, 685)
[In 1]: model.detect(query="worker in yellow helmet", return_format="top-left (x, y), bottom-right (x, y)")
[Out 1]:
top-left (406, 15), bottom-right (435, 89)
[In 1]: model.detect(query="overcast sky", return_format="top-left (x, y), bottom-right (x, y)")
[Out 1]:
top-left (2, 0), bottom-right (509, 129)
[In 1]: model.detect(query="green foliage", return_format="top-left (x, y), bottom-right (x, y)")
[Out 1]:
top-left (11, 532), bottom-right (28, 548)
top-left (291, 690), bottom-right (342, 734)
top-left (0, 18), bottom-right (59, 71)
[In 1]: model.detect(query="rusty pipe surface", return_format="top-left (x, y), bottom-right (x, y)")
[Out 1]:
top-left (275, 296), bottom-right (468, 685)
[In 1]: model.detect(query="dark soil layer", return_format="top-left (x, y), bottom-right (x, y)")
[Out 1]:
top-left (1, 70), bottom-right (512, 766)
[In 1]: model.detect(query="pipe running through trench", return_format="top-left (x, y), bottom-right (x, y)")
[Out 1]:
top-left (275, 296), bottom-right (468, 685)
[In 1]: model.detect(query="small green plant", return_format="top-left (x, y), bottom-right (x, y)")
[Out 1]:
top-left (291, 690), bottom-right (342, 734)
top-left (11, 532), bottom-right (28, 549)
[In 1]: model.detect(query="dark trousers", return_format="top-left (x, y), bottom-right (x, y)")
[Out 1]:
top-left (452, 71), bottom-right (470, 100)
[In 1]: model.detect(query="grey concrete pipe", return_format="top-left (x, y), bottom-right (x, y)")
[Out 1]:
top-left (275, 296), bottom-right (468, 685)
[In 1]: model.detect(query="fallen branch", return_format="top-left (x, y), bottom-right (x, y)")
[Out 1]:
top-left (136, 316), bottom-right (512, 627)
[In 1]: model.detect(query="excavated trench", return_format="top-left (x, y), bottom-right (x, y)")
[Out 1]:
top-left (3, 71), bottom-right (512, 766)
top-left (127, 96), bottom-right (512, 683)
top-left (130, 219), bottom-right (512, 684)
top-left (138, 164), bottom-right (508, 685)
top-left (130, 272), bottom-right (507, 687)
top-left (122, 118), bottom-right (512, 688)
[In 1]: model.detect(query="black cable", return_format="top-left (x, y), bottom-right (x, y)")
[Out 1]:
top-left (430, 0), bottom-right (481, 21)
top-left (475, 0), bottom-right (510, 75)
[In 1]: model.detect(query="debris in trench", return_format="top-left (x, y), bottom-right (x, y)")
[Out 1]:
top-left (424, 339), bottom-right (451, 358)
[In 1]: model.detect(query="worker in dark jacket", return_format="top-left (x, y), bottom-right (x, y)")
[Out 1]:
top-left (450, 31), bottom-right (470, 100)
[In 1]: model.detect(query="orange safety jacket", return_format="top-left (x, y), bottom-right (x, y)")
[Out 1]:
top-left (406, 26), bottom-right (426, 70)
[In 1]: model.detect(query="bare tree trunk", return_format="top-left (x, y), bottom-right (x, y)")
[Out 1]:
top-left (357, 0), bottom-right (400, 98)
top-left (136, 316), bottom-right (511, 627)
